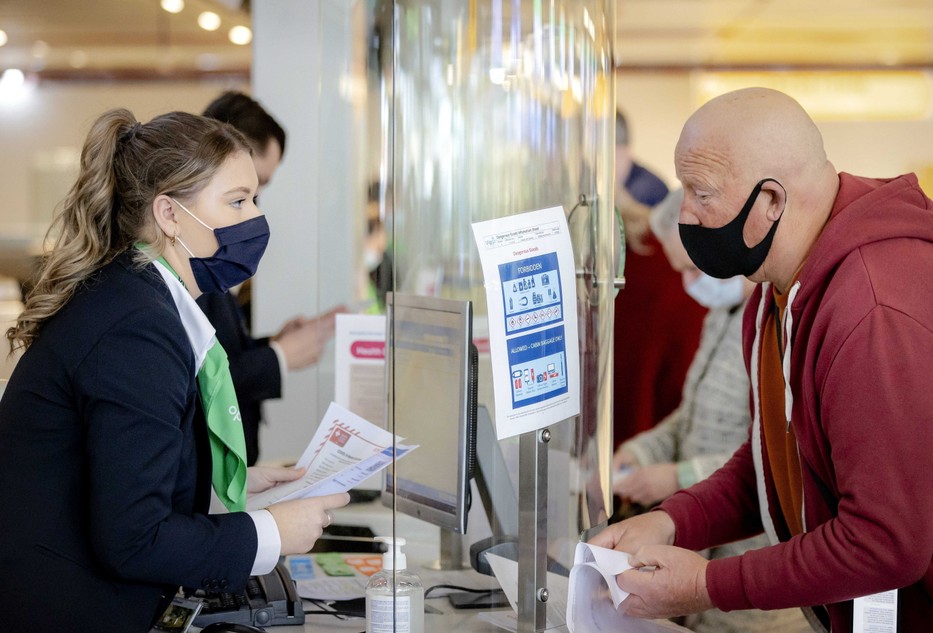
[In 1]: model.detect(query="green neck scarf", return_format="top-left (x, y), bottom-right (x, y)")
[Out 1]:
top-left (152, 253), bottom-right (248, 511)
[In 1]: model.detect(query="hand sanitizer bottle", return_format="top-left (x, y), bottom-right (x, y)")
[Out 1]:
top-left (365, 536), bottom-right (424, 633)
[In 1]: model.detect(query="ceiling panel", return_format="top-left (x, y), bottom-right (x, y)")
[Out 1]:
top-left (0, 0), bottom-right (930, 79)
top-left (0, 0), bottom-right (252, 77)
top-left (615, 0), bottom-right (933, 68)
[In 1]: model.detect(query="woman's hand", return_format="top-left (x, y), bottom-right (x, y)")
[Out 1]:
top-left (247, 465), bottom-right (306, 494)
top-left (613, 463), bottom-right (680, 506)
top-left (612, 448), bottom-right (638, 471)
top-left (266, 492), bottom-right (352, 555)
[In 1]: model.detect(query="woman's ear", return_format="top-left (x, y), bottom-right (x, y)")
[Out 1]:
top-left (151, 195), bottom-right (177, 241)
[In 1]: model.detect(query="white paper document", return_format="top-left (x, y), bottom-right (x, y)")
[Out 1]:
top-left (296, 576), bottom-right (368, 602)
top-left (478, 546), bottom-right (687, 633)
top-left (471, 207), bottom-right (581, 439)
top-left (245, 402), bottom-right (416, 511)
top-left (853, 589), bottom-right (898, 633)
top-left (566, 543), bottom-right (690, 633)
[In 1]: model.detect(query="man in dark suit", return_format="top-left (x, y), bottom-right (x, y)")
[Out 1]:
top-left (201, 92), bottom-right (342, 465)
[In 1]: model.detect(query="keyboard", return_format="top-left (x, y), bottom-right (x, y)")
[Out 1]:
top-left (189, 562), bottom-right (305, 628)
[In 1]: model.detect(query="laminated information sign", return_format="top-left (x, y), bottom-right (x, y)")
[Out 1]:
top-left (471, 206), bottom-right (580, 439)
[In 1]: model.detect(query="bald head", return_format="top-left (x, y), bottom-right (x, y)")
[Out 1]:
top-left (674, 88), bottom-right (839, 291)
top-left (677, 87), bottom-right (827, 185)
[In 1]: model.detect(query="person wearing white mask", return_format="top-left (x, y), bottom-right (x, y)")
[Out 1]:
top-left (612, 188), bottom-right (809, 633)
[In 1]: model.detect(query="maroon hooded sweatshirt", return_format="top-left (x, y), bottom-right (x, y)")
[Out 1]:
top-left (660, 172), bottom-right (933, 631)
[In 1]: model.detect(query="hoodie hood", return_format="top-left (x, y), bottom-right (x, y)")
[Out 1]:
top-left (744, 172), bottom-right (933, 536)
top-left (791, 172), bottom-right (933, 306)
top-left (756, 173), bottom-right (933, 439)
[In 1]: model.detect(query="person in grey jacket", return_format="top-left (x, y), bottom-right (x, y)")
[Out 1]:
top-left (612, 188), bottom-right (809, 633)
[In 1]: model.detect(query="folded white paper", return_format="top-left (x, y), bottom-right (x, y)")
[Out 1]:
top-left (566, 543), bottom-right (689, 633)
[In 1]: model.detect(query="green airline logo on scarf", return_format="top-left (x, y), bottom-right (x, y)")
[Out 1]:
top-left (154, 253), bottom-right (248, 511)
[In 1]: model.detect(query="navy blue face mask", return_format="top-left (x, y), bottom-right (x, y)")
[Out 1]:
top-left (678, 178), bottom-right (785, 279)
top-left (172, 198), bottom-right (271, 294)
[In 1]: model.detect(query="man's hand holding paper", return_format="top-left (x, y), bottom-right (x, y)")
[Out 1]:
top-left (588, 510), bottom-right (676, 552)
top-left (584, 511), bottom-right (712, 622)
top-left (619, 545), bottom-right (712, 619)
top-left (566, 543), bottom-right (691, 633)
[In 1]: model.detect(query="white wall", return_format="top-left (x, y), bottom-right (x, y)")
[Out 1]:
top-left (252, 0), bottom-right (364, 463)
top-left (616, 72), bottom-right (933, 189)
top-left (0, 80), bottom-right (246, 231)
top-left (0, 80), bottom-right (248, 380)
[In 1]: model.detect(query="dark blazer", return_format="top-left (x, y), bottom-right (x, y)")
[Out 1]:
top-left (0, 253), bottom-right (257, 633)
top-left (196, 290), bottom-right (281, 466)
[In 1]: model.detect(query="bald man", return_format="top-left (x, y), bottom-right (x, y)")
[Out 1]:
top-left (592, 88), bottom-right (933, 631)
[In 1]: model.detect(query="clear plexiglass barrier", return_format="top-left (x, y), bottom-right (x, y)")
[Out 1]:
top-left (380, 2), bottom-right (617, 632)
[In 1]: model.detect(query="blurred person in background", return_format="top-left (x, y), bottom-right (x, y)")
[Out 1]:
top-left (361, 180), bottom-right (393, 313)
top-left (612, 110), bottom-right (707, 459)
top-left (202, 91), bottom-right (344, 465)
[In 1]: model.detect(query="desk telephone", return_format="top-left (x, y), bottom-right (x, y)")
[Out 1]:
top-left (188, 562), bottom-right (305, 628)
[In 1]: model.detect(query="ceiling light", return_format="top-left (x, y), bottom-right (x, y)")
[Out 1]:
top-left (0, 68), bottom-right (27, 103)
top-left (228, 26), bottom-right (252, 46)
top-left (0, 30), bottom-right (8, 47)
top-left (160, 0), bottom-right (185, 14)
top-left (0, 68), bottom-right (24, 88)
top-left (198, 12), bottom-right (221, 32)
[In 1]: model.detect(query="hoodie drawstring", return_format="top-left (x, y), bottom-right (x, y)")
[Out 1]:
top-left (783, 281), bottom-right (801, 431)
top-left (751, 283), bottom-right (781, 546)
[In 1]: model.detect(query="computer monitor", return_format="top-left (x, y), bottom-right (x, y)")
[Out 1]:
top-left (382, 292), bottom-right (477, 535)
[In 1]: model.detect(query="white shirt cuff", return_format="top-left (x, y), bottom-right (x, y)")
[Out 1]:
top-left (247, 509), bottom-right (282, 576)
top-left (268, 340), bottom-right (288, 394)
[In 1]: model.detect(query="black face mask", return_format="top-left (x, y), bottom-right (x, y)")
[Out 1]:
top-left (679, 178), bottom-right (785, 279)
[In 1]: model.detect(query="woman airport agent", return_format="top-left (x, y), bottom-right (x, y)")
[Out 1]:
top-left (0, 109), bottom-right (349, 633)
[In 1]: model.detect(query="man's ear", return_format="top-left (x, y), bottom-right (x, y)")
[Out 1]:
top-left (151, 195), bottom-right (177, 239)
top-left (762, 180), bottom-right (787, 222)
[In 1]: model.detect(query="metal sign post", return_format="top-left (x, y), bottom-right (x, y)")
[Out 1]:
top-left (517, 426), bottom-right (550, 632)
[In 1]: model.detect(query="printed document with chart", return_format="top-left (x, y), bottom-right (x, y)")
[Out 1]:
top-left (245, 401), bottom-right (416, 511)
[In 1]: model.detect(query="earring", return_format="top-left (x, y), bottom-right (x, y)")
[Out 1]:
top-left (171, 233), bottom-right (177, 247)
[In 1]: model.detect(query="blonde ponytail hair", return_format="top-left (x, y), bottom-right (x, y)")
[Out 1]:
top-left (7, 108), bottom-right (251, 351)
